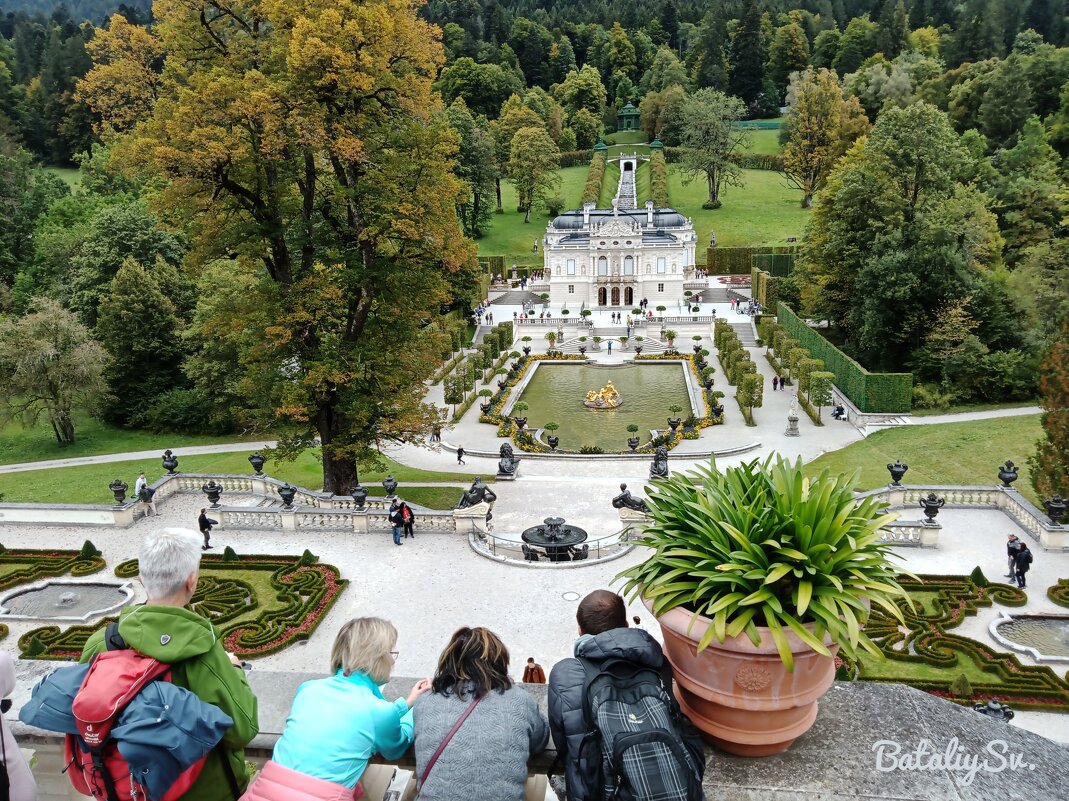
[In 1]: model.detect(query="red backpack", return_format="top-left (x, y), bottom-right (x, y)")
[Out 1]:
top-left (65, 623), bottom-right (240, 801)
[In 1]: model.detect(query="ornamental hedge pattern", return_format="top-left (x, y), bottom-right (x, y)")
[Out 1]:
top-left (19, 551), bottom-right (348, 660)
top-left (840, 571), bottom-right (1069, 712)
top-left (777, 303), bottom-right (913, 413)
top-left (0, 542), bottom-right (106, 591)
top-left (1049, 578), bottom-right (1069, 609)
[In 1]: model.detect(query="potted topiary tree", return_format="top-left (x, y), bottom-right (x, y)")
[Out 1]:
top-left (478, 388), bottom-right (493, 414)
top-left (626, 423), bottom-right (640, 451)
top-left (512, 401), bottom-right (529, 430)
top-left (544, 422), bottom-right (560, 450)
top-left (545, 330), bottom-right (557, 349)
top-left (617, 456), bottom-right (912, 757)
top-left (592, 335), bottom-right (602, 350)
top-left (667, 404), bottom-right (683, 431)
top-left (656, 305), bottom-right (667, 318)
top-left (521, 336), bottom-right (532, 356)
top-left (664, 329), bottom-right (677, 346)
top-left (619, 336), bottom-right (629, 350)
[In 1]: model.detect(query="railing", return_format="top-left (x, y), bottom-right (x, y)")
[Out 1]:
top-left (469, 526), bottom-right (638, 566)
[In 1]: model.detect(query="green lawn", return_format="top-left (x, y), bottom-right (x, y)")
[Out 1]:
top-left (911, 401), bottom-right (1038, 417)
top-left (670, 167), bottom-right (808, 247)
top-left (634, 160), bottom-right (651, 206)
top-left (804, 415), bottom-right (1042, 503)
top-left (606, 131), bottom-right (647, 145)
top-left (599, 161), bottom-right (621, 207)
top-left (744, 128), bottom-right (785, 154)
top-left (43, 166), bottom-right (81, 189)
top-left (0, 449), bottom-right (484, 505)
top-left (0, 414), bottom-right (260, 466)
top-left (475, 165), bottom-right (589, 267)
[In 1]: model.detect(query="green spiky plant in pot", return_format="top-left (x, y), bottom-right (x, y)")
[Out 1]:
top-left (617, 455), bottom-right (913, 757)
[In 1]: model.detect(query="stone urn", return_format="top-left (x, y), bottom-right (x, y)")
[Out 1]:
top-left (1043, 495), bottom-right (1066, 526)
top-left (696, 359), bottom-right (707, 372)
top-left (886, 460), bottom-right (909, 486)
top-left (351, 483), bottom-right (369, 509)
top-left (711, 404), bottom-right (725, 420)
top-left (278, 484), bottom-right (297, 509)
top-left (919, 492), bottom-right (945, 524)
top-left (628, 437), bottom-right (640, 451)
top-left (635, 346), bottom-right (643, 356)
top-left (522, 346), bottom-right (531, 356)
top-left (693, 344), bottom-right (703, 355)
top-left (479, 402), bottom-right (492, 415)
top-left (201, 480), bottom-right (223, 508)
top-left (514, 417), bottom-right (528, 430)
top-left (161, 449), bottom-right (179, 475)
top-left (382, 475), bottom-right (398, 497)
top-left (703, 377), bottom-right (715, 390)
top-left (511, 361), bottom-right (521, 371)
top-left (248, 452), bottom-right (266, 476)
top-left (648, 598), bottom-right (837, 757)
top-left (667, 418), bottom-right (681, 432)
top-left (579, 346), bottom-right (587, 356)
top-left (108, 479), bottom-right (129, 505)
top-left (547, 436), bottom-right (559, 450)
top-left (998, 460), bottom-right (1019, 489)
top-left (497, 380), bottom-right (507, 389)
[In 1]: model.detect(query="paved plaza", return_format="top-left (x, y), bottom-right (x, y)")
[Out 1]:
top-left (2, 290), bottom-right (1064, 750)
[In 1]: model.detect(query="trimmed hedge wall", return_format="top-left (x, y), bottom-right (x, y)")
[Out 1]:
top-left (663, 146), bottom-right (783, 171)
top-left (649, 150), bottom-right (670, 208)
top-left (751, 266), bottom-right (780, 309)
top-left (582, 152), bottom-right (607, 204)
top-left (777, 303), bottom-right (913, 413)
top-left (559, 149), bottom-right (595, 168)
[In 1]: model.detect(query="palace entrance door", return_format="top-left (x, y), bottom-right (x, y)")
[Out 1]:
top-left (611, 286), bottom-right (620, 306)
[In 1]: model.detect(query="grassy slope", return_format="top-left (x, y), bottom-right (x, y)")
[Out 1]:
top-left (476, 165), bottom-right (588, 267)
top-left (0, 414), bottom-right (260, 466)
top-left (744, 128), bottom-right (784, 155)
top-left (0, 449), bottom-right (484, 505)
top-left (670, 166), bottom-right (808, 247)
top-left (598, 161), bottom-right (621, 208)
top-left (43, 166), bottom-right (81, 189)
top-left (804, 414), bottom-right (1042, 503)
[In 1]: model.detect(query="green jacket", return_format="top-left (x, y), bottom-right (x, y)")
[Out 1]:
top-left (81, 604), bottom-right (259, 801)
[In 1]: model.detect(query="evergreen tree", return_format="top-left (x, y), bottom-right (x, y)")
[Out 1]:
top-left (688, 5), bottom-right (730, 89)
top-left (606, 22), bottom-right (637, 79)
top-left (96, 258), bottom-right (186, 425)
top-left (640, 46), bottom-right (690, 94)
top-left (833, 15), bottom-right (879, 75)
top-left (980, 55), bottom-right (1034, 149)
top-left (1030, 322), bottom-right (1069, 499)
top-left (812, 28), bottom-right (841, 69)
top-left (446, 99), bottom-right (497, 238)
top-left (877, 0), bottom-right (911, 58)
top-left (660, 1), bottom-right (681, 50)
top-left (729, 0), bottom-right (766, 105)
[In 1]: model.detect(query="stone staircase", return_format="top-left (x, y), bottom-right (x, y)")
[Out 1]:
top-left (698, 286), bottom-right (731, 304)
top-left (730, 322), bottom-right (759, 347)
top-left (558, 335), bottom-right (670, 354)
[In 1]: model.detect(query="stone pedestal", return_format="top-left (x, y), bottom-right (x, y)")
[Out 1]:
top-left (453, 501), bottom-right (493, 534)
top-left (785, 414), bottom-right (800, 437)
top-left (920, 524), bottom-right (940, 547)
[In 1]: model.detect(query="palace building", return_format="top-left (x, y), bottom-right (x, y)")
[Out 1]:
top-left (543, 199), bottom-right (697, 309)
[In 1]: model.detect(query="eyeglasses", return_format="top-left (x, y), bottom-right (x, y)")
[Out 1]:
top-left (389, 650), bottom-right (399, 658)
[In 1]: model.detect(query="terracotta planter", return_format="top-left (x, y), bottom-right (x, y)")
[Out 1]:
top-left (647, 597), bottom-right (837, 757)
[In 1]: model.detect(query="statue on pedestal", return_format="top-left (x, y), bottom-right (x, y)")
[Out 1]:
top-left (457, 477), bottom-right (497, 510)
top-left (584, 380), bottom-right (623, 409)
top-left (498, 443), bottom-right (520, 477)
top-left (649, 446), bottom-right (670, 480)
top-left (612, 483), bottom-right (650, 521)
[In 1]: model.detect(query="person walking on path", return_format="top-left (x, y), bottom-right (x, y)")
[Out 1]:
top-left (400, 499), bottom-right (416, 538)
top-left (522, 657), bottom-right (546, 684)
top-left (772, 375), bottom-right (779, 391)
top-left (1014, 542), bottom-right (1033, 589)
top-left (607, 340), bottom-right (612, 354)
top-left (389, 500), bottom-right (404, 546)
top-left (1006, 533), bottom-right (1022, 578)
top-left (135, 471), bottom-right (158, 516)
top-left (457, 446), bottom-right (466, 465)
top-left (198, 508), bottom-right (218, 550)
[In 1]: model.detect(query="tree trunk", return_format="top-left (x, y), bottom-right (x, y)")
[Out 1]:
top-left (317, 402), bottom-right (359, 495)
top-left (523, 203), bottom-right (531, 223)
top-left (801, 192), bottom-right (813, 209)
top-left (495, 178), bottom-right (503, 213)
top-left (52, 410), bottom-right (76, 444)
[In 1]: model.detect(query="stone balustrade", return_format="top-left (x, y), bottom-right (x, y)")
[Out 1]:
top-left (857, 484), bottom-right (1066, 550)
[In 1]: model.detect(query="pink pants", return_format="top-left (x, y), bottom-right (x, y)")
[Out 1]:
top-left (240, 760), bottom-right (364, 801)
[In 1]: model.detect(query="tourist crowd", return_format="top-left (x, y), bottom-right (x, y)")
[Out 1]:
top-left (6, 529), bottom-right (705, 801)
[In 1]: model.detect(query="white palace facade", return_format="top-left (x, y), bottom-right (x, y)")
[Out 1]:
top-left (543, 199), bottom-right (697, 309)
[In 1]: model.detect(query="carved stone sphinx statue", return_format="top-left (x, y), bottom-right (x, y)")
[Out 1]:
top-left (498, 442), bottom-right (520, 478)
top-left (649, 445), bottom-right (670, 480)
top-left (613, 482), bottom-right (651, 525)
top-left (453, 477), bottom-right (499, 535)
top-left (457, 477), bottom-right (498, 510)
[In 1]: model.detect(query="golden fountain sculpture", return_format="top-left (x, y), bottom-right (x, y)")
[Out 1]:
top-left (584, 380), bottom-right (623, 409)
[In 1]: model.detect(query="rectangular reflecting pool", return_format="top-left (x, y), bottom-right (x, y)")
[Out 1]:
top-left (516, 363), bottom-right (693, 451)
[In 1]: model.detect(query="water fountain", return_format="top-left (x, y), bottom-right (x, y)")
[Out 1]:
top-left (521, 516), bottom-right (589, 562)
top-left (0, 580), bottom-right (135, 622)
top-left (989, 612), bottom-right (1069, 664)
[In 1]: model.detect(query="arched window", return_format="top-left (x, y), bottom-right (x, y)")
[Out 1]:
top-left (623, 256), bottom-right (634, 275)
top-left (598, 256), bottom-right (608, 276)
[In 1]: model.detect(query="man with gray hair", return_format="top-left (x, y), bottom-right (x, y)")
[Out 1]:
top-left (80, 527), bottom-right (259, 800)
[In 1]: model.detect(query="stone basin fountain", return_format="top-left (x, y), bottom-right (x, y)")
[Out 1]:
top-left (521, 516), bottom-right (589, 562)
top-left (989, 612), bottom-right (1069, 664)
top-left (0, 580), bottom-right (135, 622)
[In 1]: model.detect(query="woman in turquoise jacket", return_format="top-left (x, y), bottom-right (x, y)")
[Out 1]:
top-left (241, 618), bottom-right (430, 801)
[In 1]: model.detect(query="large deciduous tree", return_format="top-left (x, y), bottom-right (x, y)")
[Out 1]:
top-left (507, 126), bottom-right (560, 223)
top-left (678, 89), bottom-right (748, 208)
top-left (0, 297), bottom-right (110, 444)
top-left (79, 0), bottom-right (475, 494)
top-left (796, 103), bottom-right (1003, 372)
top-left (783, 68), bottom-right (869, 208)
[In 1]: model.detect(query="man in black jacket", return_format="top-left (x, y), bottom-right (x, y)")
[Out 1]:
top-left (197, 508), bottom-right (218, 550)
top-left (548, 589), bottom-right (670, 801)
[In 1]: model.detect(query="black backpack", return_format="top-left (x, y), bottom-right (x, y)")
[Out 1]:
top-left (576, 657), bottom-right (705, 801)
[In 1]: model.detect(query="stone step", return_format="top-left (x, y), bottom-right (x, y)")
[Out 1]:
top-left (730, 322), bottom-right (759, 347)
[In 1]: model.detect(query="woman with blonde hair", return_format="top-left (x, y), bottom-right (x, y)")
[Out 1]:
top-left (413, 627), bottom-right (548, 801)
top-left (241, 617), bottom-right (430, 801)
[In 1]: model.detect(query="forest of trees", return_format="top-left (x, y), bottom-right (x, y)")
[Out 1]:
top-left (0, 0), bottom-right (1066, 494)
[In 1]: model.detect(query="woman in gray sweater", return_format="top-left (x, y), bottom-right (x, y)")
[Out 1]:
top-left (414, 626), bottom-right (549, 801)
